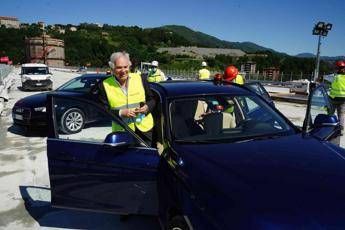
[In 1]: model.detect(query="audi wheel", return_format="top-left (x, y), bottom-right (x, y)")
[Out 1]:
top-left (60, 108), bottom-right (85, 134)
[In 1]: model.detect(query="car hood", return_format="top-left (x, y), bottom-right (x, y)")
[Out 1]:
top-left (172, 134), bottom-right (345, 229)
top-left (14, 91), bottom-right (84, 108)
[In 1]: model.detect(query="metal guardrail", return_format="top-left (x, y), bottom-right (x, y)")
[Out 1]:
top-left (162, 69), bottom-right (316, 83)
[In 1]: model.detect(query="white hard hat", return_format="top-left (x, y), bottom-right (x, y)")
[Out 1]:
top-left (201, 61), bottom-right (207, 67)
top-left (151, 60), bottom-right (159, 67)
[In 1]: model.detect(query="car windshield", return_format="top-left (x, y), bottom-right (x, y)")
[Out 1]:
top-left (22, 67), bottom-right (49, 74)
top-left (170, 94), bottom-right (295, 142)
top-left (57, 77), bottom-right (98, 92)
top-left (245, 82), bottom-right (271, 100)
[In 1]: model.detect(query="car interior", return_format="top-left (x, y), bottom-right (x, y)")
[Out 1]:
top-left (169, 95), bottom-right (291, 142)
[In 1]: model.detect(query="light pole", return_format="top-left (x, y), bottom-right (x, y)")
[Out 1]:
top-left (312, 21), bottom-right (332, 82)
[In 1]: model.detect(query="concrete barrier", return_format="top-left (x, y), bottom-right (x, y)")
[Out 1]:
top-left (0, 64), bottom-right (15, 115)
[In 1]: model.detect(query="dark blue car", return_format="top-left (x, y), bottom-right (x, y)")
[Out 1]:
top-left (46, 81), bottom-right (344, 229)
top-left (12, 73), bottom-right (107, 134)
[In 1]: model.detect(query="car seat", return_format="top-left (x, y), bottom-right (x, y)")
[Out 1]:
top-left (172, 100), bottom-right (203, 138)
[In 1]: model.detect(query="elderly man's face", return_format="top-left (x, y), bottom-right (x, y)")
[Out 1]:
top-left (114, 56), bottom-right (130, 81)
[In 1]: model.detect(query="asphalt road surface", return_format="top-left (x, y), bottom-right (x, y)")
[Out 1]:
top-left (0, 68), bottom-right (341, 229)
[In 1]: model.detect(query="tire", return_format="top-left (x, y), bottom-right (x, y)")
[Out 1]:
top-left (60, 108), bottom-right (85, 134)
top-left (167, 216), bottom-right (189, 230)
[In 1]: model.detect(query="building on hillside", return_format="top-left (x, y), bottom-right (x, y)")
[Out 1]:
top-left (0, 16), bottom-right (20, 29)
top-left (241, 61), bottom-right (256, 74)
top-left (38, 21), bottom-right (45, 30)
top-left (263, 67), bottom-right (280, 81)
top-left (157, 46), bottom-right (246, 59)
top-left (58, 29), bottom-right (65, 34)
top-left (246, 53), bottom-right (268, 58)
top-left (20, 23), bottom-right (29, 29)
top-left (25, 35), bottom-right (65, 67)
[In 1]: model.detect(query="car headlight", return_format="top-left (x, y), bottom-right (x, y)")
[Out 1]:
top-left (46, 75), bottom-right (51, 80)
top-left (22, 76), bottom-right (28, 82)
top-left (34, 107), bottom-right (46, 112)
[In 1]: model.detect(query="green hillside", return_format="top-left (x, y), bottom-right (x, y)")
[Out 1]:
top-left (0, 23), bottom-right (332, 74)
top-left (160, 25), bottom-right (275, 53)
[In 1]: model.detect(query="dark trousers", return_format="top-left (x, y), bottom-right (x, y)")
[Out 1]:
top-left (331, 98), bottom-right (345, 132)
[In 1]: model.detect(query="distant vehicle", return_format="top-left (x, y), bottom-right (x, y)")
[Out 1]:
top-left (78, 66), bottom-right (87, 73)
top-left (46, 79), bottom-right (342, 230)
top-left (12, 73), bottom-right (107, 134)
top-left (289, 79), bottom-right (310, 95)
top-left (0, 56), bottom-right (12, 65)
top-left (20, 63), bottom-right (53, 91)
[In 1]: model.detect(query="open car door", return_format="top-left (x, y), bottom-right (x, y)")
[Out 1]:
top-left (302, 83), bottom-right (341, 145)
top-left (46, 95), bottom-right (159, 215)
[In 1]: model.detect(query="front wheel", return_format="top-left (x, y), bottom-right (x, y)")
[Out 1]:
top-left (60, 108), bottom-right (85, 134)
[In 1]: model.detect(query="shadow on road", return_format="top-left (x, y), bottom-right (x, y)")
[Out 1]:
top-left (8, 125), bottom-right (47, 137)
top-left (19, 186), bottom-right (160, 230)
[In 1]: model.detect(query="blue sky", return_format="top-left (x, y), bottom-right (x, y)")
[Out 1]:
top-left (1, 0), bottom-right (345, 56)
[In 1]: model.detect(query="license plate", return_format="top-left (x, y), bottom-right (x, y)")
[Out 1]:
top-left (36, 83), bottom-right (42, 86)
top-left (14, 114), bottom-right (23, 120)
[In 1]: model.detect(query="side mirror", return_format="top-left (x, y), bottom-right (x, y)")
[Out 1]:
top-left (311, 114), bottom-right (341, 144)
top-left (104, 131), bottom-right (135, 147)
top-left (314, 114), bottom-right (339, 128)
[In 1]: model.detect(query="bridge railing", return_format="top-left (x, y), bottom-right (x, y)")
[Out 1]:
top-left (162, 69), bottom-right (317, 84)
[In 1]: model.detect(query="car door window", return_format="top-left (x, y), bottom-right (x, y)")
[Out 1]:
top-left (53, 97), bottom-right (133, 143)
top-left (309, 86), bottom-right (334, 125)
top-left (60, 78), bottom-right (86, 90)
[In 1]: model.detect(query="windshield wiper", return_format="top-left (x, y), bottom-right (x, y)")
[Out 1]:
top-left (244, 134), bottom-right (283, 142)
top-left (175, 139), bottom-right (224, 144)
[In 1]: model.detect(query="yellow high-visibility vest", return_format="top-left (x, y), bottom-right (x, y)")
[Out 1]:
top-left (148, 69), bottom-right (164, 82)
top-left (103, 73), bottom-right (154, 132)
top-left (198, 68), bottom-right (210, 80)
top-left (330, 74), bottom-right (345, 98)
top-left (234, 74), bottom-right (244, 85)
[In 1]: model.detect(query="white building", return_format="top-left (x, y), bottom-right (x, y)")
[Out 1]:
top-left (0, 16), bottom-right (20, 29)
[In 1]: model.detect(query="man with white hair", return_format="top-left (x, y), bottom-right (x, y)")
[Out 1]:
top-left (147, 60), bottom-right (166, 82)
top-left (198, 61), bottom-right (210, 80)
top-left (96, 51), bottom-right (156, 141)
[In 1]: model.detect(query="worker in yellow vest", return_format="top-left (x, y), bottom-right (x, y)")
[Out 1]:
top-left (147, 60), bottom-right (165, 82)
top-left (97, 51), bottom-right (155, 141)
top-left (330, 60), bottom-right (345, 131)
top-left (198, 61), bottom-right (211, 80)
top-left (224, 65), bottom-right (244, 85)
